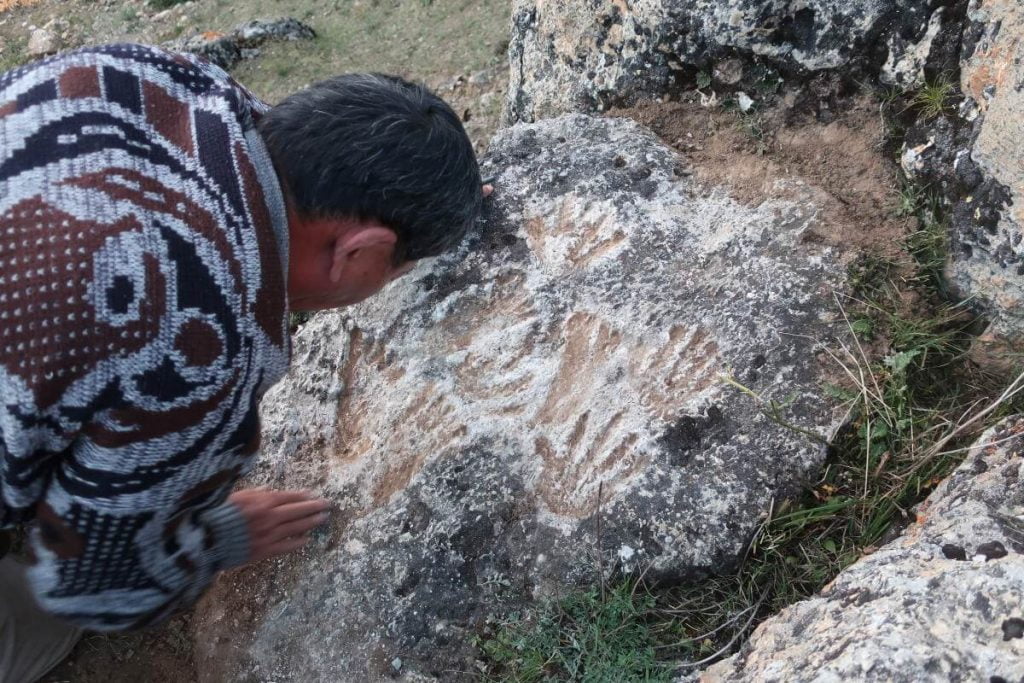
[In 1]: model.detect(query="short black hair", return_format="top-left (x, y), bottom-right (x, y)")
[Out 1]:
top-left (258, 73), bottom-right (482, 261)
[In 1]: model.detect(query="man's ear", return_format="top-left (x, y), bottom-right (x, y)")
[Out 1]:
top-left (329, 225), bottom-right (398, 283)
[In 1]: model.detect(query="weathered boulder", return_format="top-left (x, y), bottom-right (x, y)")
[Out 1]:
top-left (698, 414), bottom-right (1024, 681)
top-left (506, 0), bottom-right (948, 123)
top-left (901, 0), bottom-right (1024, 359)
top-left (192, 114), bottom-right (849, 680)
top-left (167, 18), bottom-right (316, 70)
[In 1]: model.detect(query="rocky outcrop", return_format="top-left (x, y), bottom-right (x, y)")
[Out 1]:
top-left (698, 414), bottom-right (1024, 681)
top-left (192, 114), bottom-right (850, 680)
top-left (168, 18), bottom-right (315, 70)
top-left (900, 0), bottom-right (1024, 360)
top-left (506, 0), bottom-right (951, 123)
top-left (949, 0), bottom-right (1024, 352)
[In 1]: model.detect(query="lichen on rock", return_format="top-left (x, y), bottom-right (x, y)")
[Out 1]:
top-left (900, 0), bottom-right (1024, 363)
top-left (506, 0), bottom-right (947, 123)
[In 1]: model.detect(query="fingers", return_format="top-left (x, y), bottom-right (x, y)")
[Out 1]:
top-left (230, 488), bottom-right (333, 565)
top-left (265, 489), bottom-right (318, 506)
top-left (264, 535), bottom-right (311, 559)
top-left (274, 499), bottom-right (331, 523)
top-left (269, 512), bottom-right (329, 542)
top-left (483, 184), bottom-right (494, 197)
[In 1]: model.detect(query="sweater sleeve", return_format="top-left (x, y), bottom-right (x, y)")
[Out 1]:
top-left (22, 382), bottom-right (262, 631)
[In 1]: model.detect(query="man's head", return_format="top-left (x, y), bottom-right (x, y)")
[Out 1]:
top-left (258, 73), bottom-right (482, 311)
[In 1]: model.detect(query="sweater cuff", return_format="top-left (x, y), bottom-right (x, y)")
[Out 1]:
top-left (202, 502), bottom-right (251, 571)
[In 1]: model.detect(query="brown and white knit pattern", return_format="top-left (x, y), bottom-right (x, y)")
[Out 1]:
top-left (0, 44), bottom-right (289, 630)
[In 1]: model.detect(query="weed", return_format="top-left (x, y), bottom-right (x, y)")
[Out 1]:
top-left (695, 70), bottom-right (712, 90)
top-left (909, 74), bottom-right (955, 121)
top-left (478, 581), bottom-right (673, 682)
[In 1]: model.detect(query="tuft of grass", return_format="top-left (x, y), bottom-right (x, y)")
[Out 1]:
top-left (909, 74), bottom-right (955, 121)
top-left (477, 580), bottom-right (673, 682)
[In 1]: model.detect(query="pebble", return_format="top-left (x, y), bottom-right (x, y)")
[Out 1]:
top-left (713, 58), bottom-right (744, 85)
top-left (26, 27), bottom-right (58, 57)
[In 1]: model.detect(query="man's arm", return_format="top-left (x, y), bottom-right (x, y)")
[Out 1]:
top-left (24, 459), bottom-right (328, 631)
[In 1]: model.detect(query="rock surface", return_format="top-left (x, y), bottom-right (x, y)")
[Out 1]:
top-left (901, 0), bottom-right (1024, 359)
top-left (951, 0), bottom-right (1024, 351)
top-left (192, 114), bottom-right (849, 680)
top-left (167, 17), bottom-right (316, 70)
top-left (699, 414), bottom-right (1024, 682)
top-left (506, 0), bottom-right (948, 122)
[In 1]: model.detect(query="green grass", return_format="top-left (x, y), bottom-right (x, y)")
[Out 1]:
top-left (0, 36), bottom-right (28, 73)
top-left (908, 74), bottom-right (955, 121)
top-left (478, 581), bottom-right (673, 682)
top-left (202, 0), bottom-right (509, 102)
top-left (478, 154), bottom-right (1024, 679)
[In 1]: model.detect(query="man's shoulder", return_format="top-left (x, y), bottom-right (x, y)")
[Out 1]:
top-left (0, 43), bottom-right (251, 111)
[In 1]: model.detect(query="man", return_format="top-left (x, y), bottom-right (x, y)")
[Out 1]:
top-left (0, 43), bottom-right (484, 680)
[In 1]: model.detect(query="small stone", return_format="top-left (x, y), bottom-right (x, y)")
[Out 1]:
top-left (941, 543), bottom-right (967, 561)
top-left (976, 541), bottom-right (1008, 561)
top-left (391, 657), bottom-right (402, 671)
top-left (468, 69), bottom-right (492, 86)
top-left (736, 91), bottom-right (754, 112)
top-left (26, 28), bottom-right (58, 57)
top-left (713, 58), bottom-right (744, 85)
top-left (1001, 618), bottom-right (1024, 641)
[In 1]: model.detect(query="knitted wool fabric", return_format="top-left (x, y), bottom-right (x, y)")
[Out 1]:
top-left (0, 44), bottom-right (290, 630)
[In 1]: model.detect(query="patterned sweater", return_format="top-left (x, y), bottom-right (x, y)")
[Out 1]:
top-left (0, 44), bottom-right (290, 630)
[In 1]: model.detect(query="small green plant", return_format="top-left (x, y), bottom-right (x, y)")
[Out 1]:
top-left (909, 74), bottom-right (955, 121)
top-left (695, 70), bottom-right (712, 90)
top-left (479, 581), bottom-right (673, 682)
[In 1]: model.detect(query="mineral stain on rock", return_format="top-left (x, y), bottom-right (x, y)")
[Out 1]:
top-left (942, 543), bottom-right (968, 560)
top-left (977, 540), bottom-right (1009, 561)
top-left (1001, 618), bottom-right (1024, 641)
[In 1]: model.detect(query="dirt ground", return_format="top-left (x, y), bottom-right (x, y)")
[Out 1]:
top-left (614, 93), bottom-right (916, 264)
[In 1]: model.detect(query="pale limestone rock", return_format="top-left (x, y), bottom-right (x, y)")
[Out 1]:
top-left (193, 114), bottom-right (848, 680)
top-left (698, 415), bottom-right (1024, 682)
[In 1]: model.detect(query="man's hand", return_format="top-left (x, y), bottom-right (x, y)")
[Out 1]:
top-left (228, 489), bottom-right (331, 564)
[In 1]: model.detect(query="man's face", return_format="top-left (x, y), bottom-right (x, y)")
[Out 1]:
top-left (287, 215), bottom-right (416, 312)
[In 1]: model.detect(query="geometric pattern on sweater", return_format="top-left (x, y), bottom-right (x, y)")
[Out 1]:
top-left (0, 44), bottom-right (289, 630)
